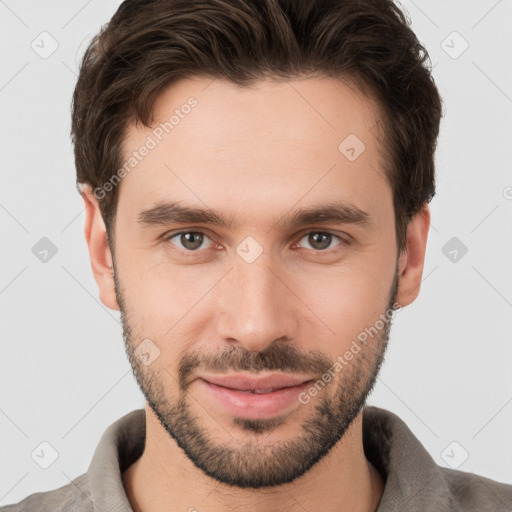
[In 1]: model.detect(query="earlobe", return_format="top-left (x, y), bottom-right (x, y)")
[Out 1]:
top-left (396, 206), bottom-right (431, 308)
top-left (81, 185), bottom-right (119, 311)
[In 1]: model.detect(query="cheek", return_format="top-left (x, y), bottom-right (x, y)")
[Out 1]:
top-left (117, 241), bottom-right (208, 310)
top-left (117, 256), bottom-right (222, 359)
top-left (296, 264), bottom-right (392, 351)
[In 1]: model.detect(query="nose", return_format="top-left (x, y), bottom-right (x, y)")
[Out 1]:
top-left (215, 254), bottom-right (300, 353)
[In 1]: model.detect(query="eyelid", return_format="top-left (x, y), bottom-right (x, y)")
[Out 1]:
top-left (295, 230), bottom-right (348, 251)
top-left (164, 228), bottom-right (349, 256)
top-left (295, 228), bottom-right (350, 241)
top-left (164, 228), bottom-right (214, 240)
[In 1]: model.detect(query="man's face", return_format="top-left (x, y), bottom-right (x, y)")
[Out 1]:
top-left (110, 76), bottom-right (402, 488)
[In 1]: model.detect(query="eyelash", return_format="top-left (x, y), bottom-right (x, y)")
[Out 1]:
top-left (164, 230), bottom-right (348, 257)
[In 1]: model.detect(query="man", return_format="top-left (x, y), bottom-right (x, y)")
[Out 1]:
top-left (2, 0), bottom-right (511, 511)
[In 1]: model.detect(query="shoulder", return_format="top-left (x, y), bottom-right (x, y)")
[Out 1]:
top-left (0, 473), bottom-right (92, 512)
top-left (440, 466), bottom-right (512, 511)
top-left (363, 405), bottom-right (512, 511)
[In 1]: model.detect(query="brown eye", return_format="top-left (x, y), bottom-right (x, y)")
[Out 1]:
top-left (169, 232), bottom-right (211, 251)
top-left (298, 232), bottom-right (342, 251)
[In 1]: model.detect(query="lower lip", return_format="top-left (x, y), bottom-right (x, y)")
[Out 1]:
top-left (198, 378), bottom-right (313, 419)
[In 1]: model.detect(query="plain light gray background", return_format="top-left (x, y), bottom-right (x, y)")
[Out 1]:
top-left (1, 0), bottom-right (511, 506)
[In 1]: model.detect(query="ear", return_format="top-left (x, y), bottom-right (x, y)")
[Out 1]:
top-left (396, 206), bottom-right (431, 308)
top-left (81, 185), bottom-right (119, 311)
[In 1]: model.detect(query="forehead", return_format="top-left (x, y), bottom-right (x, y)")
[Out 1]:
top-left (117, 76), bottom-right (391, 226)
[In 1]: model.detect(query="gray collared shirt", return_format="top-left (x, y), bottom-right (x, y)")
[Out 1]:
top-left (2, 406), bottom-right (511, 511)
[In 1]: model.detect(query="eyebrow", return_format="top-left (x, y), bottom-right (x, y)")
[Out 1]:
top-left (137, 200), bottom-right (373, 230)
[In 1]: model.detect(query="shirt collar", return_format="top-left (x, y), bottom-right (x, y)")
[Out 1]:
top-left (86, 405), bottom-right (456, 511)
top-left (87, 409), bottom-right (145, 512)
top-left (362, 406), bottom-right (455, 511)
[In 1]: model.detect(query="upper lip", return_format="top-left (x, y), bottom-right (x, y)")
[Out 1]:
top-left (200, 373), bottom-right (313, 391)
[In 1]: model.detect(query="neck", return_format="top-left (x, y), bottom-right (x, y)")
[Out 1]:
top-left (123, 403), bottom-right (385, 512)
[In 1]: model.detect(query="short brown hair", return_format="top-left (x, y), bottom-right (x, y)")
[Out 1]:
top-left (71, 0), bottom-right (443, 254)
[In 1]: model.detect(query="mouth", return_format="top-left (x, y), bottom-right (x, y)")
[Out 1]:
top-left (200, 373), bottom-right (313, 391)
top-left (196, 373), bottom-right (315, 420)
top-left (230, 388), bottom-right (292, 394)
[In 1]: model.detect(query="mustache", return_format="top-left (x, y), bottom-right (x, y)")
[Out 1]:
top-left (178, 344), bottom-right (333, 391)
